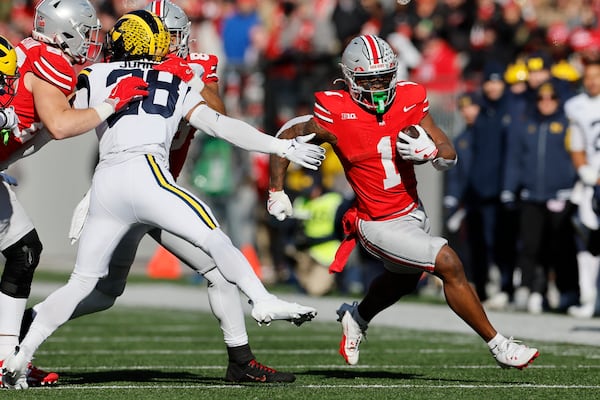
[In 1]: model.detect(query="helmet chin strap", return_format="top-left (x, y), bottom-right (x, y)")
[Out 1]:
top-left (372, 92), bottom-right (388, 114)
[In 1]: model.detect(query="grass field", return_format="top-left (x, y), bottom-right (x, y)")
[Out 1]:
top-left (7, 302), bottom-right (599, 400)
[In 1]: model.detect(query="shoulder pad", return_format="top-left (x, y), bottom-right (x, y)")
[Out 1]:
top-left (187, 53), bottom-right (219, 83)
top-left (27, 43), bottom-right (76, 95)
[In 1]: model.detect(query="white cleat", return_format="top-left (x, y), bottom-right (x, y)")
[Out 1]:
top-left (251, 298), bottom-right (317, 326)
top-left (336, 302), bottom-right (367, 365)
top-left (490, 337), bottom-right (539, 370)
top-left (1, 347), bottom-right (30, 390)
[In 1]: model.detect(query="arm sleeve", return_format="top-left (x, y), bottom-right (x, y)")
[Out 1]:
top-left (187, 104), bottom-right (284, 154)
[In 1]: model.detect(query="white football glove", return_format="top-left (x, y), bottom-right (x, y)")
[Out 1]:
top-left (68, 189), bottom-right (91, 244)
top-left (275, 133), bottom-right (325, 170)
top-left (267, 190), bottom-right (293, 221)
top-left (397, 125), bottom-right (438, 162)
top-left (578, 164), bottom-right (599, 186)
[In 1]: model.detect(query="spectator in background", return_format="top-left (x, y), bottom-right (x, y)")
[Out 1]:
top-left (503, 59), bottom-right (529, 95)
top-left (443, 91), bottom-right (481, 281)
top-left (221, 0), bottom-right (261, 117)
top-left (331, 0), bottom-right (371, 47)
top-left (406, 0), bottom-right (444, 51)
top-left (385, 29), bottom-right (422, 81)
top-left (515, 50), bottom-right (577, 116)
top-left (410, 36), bottom-right (461, 93)
top-left (463, 61), bottom-right (518, 307)
top-left (464, 0), bottom-right (503, 76)
top-left (503, 82), bottom-right (579, 313)
top-left (262, 0), bottom-right (338, 134)
top-left (438, 0), bottom-right (477, 56)
top-left (289, 171), bottom-right (343, 296)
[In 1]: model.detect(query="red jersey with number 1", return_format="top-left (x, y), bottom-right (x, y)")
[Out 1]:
top-left (313, 81), bottom-right (429, 221)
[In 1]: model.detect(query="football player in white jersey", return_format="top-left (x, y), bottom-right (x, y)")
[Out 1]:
top-left (0, 0), bottom-right (149, 388)
top-left (565, 59), bottom-right (600, 318)
top-left (20, 0), bottom-right (309, 383)
top-left (1, 10), bottom-right (324, 389)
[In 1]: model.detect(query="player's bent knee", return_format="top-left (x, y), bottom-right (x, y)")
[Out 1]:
top-left (434, 245), bottom-right (464, 279)
top-left (95, 277), bottom-right (128, 298)
top-left (0, 229), bottom-right (43, 298)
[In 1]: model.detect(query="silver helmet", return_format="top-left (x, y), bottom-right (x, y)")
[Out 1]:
top-left (32, 0), bottom-right (102, 64)
top-left (145, 0), bottom-right (191, 58)
top-left (340, 35), bottom-right (398, 113)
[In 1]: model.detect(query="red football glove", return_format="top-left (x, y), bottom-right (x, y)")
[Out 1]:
top-left (105, 76), bottom-right (149, 113)
top-left (153, 54), bottom-right (194, 82)
top-left (153, 54), bottom-right (205, 92)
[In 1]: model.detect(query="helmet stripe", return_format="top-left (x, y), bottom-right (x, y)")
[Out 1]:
top-left (151, 0), bottom-right (164, 17)
top-left (362, 35), bottom-right (382, 65)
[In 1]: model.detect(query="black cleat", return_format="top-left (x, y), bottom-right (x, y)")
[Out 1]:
top-left (225, 359), bottom-right (296, 383)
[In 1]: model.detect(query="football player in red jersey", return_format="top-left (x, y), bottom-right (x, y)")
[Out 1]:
top-left (0, 0), bottom-right (150, 388)
top-left (268, 35), bottom-right (540, 370)
top-left (18, 0), bottom-right (314, 384)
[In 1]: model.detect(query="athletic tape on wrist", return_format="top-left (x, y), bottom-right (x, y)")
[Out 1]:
top-left (93, 102), bottom-right (115, 122)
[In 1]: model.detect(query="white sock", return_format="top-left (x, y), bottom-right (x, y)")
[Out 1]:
top-left (0, 335), bottom-right (18, 360)
top-left (204, 268), bottom-right (249, 347)
top-left (0, 293), bottom-right (27, 359)
top-left (577, 251), bottom-right (600, 304)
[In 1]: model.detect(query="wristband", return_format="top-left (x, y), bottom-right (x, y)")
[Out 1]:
top-left (432, 156), bottom-right (457, 171)
top-left (93, 102), bottom-right (115, 122)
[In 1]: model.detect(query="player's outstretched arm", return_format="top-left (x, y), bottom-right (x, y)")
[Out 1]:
top-left (32, 75), bottom-right (148, 140)
top-left (185, 104), bottom-right (325, 170)
top-left (268, 117), bottom-right (334, 221)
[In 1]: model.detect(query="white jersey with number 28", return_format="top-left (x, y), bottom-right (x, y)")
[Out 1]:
top-left (74, 60), bottom-right (203, 169)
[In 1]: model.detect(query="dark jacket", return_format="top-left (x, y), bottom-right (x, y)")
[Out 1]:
top-left (502, 107), bottom-right (576, 202)
top-left (465, 91), bottom-right (512, 201)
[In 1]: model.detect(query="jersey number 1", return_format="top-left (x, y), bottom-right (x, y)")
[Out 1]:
top-left (378, 136), bottom-right (402, 189)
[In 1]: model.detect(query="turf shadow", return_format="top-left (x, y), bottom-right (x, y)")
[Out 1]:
top-left (60, 370), bottom-right (225, 385)
top-left (300, 369), bottom-right (492, 385)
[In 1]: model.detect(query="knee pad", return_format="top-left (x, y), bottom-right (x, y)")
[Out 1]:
top-left (1, 229), bottom-right (43, 298)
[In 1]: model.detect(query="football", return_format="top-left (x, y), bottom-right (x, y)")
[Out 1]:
top-left (399, 125), bottom-right (421, 142)
top-left (397, 125), bottom-right (430, 164)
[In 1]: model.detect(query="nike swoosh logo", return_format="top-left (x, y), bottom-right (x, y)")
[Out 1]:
top-left (403, 104), bottom-right (417, 112)
top-left (245, 374), bottom-right (267, 382)
top-left (414, 148), bottom-right (427, 154)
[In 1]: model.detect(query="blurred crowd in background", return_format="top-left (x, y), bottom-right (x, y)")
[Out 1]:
top-left (3, 0), bottom-right (600, 317)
